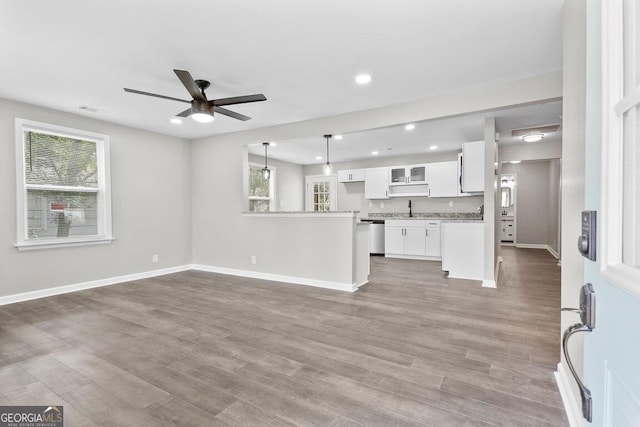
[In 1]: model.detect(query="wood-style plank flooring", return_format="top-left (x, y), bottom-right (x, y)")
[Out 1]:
top-left (0, 247), bottom-right (567, 426)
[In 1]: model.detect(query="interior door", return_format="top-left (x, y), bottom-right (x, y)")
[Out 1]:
top-left (579, 2), bottom-right (640, 426)
top-left (305, 175), bottom-right (337, 212)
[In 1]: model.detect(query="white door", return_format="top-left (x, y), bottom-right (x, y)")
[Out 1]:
top-left (305, 175), bottom-right (337, 212)
top-left (577, 2), bottom-right (640, 426)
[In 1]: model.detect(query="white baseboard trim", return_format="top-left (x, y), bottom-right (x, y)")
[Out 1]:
top-left (555, 362), bottom-right (583, 427)
top-left (0, 265), bottom-right (192, 306)
top-left (481, 279), bottom-right (497, 288)
top-left (515, 243), bottom-right (549, 250)
top-left (547, 246), bottom-right (560, 259)
top-left (192, 264), bottom-right (358, 292)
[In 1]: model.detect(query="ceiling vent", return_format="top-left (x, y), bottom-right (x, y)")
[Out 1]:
top-left (511, 123), bottom-right (561, 138)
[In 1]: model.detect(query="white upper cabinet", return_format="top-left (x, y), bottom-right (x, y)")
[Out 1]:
top-left (428, 161), bottom-right (458, 198)
top-left (461, 141), bottom-right (484, 193)
top-left (389, 164), bottom-right (428, 186)
top-left (364, 167), bottom-right (389, 199)
top-left (337, 169), bottom-right (365, 183)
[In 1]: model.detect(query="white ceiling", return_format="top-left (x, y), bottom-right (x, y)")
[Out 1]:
top-left (248, 101), bottom-right (563, 165)
top-left (1, 1), bottom-right (563, 140)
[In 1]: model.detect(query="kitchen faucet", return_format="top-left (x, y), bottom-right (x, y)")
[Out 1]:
top-left (408, 200), bottom-right (413, 217)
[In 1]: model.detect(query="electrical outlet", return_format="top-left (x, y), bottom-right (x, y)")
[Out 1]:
top-left (251, 256), bottom-right (257, 265)
top-left (279, 200), bottom-right (284, 207)
top-left (368, 201), bottom-right (373, 208)
top-left (449, 201), bottom-right (454, 207)
top-left (152, 254), bottom-right (158, 263)
top-left (380, 202), bottom-right (384, 208)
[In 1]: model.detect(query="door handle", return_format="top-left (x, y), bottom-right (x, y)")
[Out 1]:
top-left (561, 283), bottom-right (595, 422)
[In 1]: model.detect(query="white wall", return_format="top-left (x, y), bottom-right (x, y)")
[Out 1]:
top-left (560, 0), bottom-right (587, 415)
top-left (548, 158), bottom-right (561, 254)
top-left (0, 98), bottom-right (192, 298)
top-left (248, 153), bottom-right (304, 211)
top-left (302, 151), bottom-right (483, 217)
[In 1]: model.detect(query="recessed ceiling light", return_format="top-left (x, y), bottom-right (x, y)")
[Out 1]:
top-left (170, 118), bottom-right (182, 124)
top-left (315, 156), bottom-right (323, 160)
top-left (269, 142), bottom-right (277, 147)
top-left (355, 74), bottom-right (372, 85)
top-left (510, 160), bottom-right (522, 164)
top-left (371, 151), bottom-right (379, 155)
top-left (521, 133), bottom-right (544, 143)
top-left (405, 123), bottom-right (416, 131)
top-left (334, 135), bottom-right (343, 140)
top-left (429, 145), bottom-right (438, 150)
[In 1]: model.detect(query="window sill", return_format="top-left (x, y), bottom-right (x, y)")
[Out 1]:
top-left (15, 237), bottom-right (114, 251)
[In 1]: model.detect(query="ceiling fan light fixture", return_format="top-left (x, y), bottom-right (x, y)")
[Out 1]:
top-left (192, 112), bottom-right (214, 123)
top-left (521, 133), bottom-right (544, 143)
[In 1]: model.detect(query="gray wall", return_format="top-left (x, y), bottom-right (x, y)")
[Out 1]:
top-left (248, 153), bottom-right (304, 211)
top-left (302, 151), bottom-right (483, 217)
top-left (502, 160), bottom-right (560, 247)
top-left (0, 99), bottom-right (192, 297)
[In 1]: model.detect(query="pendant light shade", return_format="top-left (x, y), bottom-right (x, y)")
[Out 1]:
top-left (323, 134), bottom-right (333, 175)
top-left (262, 142), bottom-right (271, 180)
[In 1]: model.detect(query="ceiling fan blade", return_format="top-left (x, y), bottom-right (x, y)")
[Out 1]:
top-left (213, 94), bottom-right (267, 107)
top-left (174, 69), bottom-right (206, 102)
top-left (176, 108), bottom-right (192, 117)
top-left (124, 88), bottom-right (191, 103)
top-left (213, 106), bottom-right (251, 121)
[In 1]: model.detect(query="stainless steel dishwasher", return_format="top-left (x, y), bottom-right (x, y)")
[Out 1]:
top-left (368, 220), bottom-right (385, 255)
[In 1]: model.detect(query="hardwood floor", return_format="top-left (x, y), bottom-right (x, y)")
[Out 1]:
top-left (0, 247), bottom-right (567, 426)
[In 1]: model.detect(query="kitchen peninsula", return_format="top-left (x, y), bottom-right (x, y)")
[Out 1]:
top-left (241, 211), bottom-right (369, 291)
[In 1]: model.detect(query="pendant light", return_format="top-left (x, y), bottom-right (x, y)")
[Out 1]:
top-left (323, 134), bottom-right (333, 175)
top-left (261, 142), bottom-right (271, 179)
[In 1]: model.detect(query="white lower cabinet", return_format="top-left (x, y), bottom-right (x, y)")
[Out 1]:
top-left (385, 220), bottom-right (441, 260)
top-left (426, 221), bottom-right (442, 257)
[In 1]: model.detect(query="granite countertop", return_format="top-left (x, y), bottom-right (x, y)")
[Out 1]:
top-left (244, 210), bottom-right (359, 214)
top-left (366, 212), bottom-right (482, 222)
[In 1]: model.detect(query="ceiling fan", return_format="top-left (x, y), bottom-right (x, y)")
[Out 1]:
top-left (124, 69), bottom-right (266, 122)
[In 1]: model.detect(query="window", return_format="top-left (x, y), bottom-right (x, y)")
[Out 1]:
top-left (601, 0), bottom-right (640, 296)
top-left (15, 119), bottom-right (112, 250)
top-left (248, 163), bottom-right (275, 212)
top-left (305, 175), bottom-right (337, 212)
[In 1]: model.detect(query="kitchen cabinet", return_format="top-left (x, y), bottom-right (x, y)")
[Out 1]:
top-left (364, 167), bottom-right (389, 199)
top-left (500, 218), bottom-right (514, 242)
top-left (461, 141), bottom-right (484, 193)
top-left (389, 164), bottom-right (428, 185)
top-left (337, 169), bottom-right (365, 183)
top-left (385, 220), bottom-right (441, 260)
top-left (428, 161), bottom-right (458, 198)
top-left (426, 221), bottom-right (441, 257)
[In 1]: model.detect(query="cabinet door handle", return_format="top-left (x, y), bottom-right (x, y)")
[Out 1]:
top-left (426, 229), bottom-right (428, 236)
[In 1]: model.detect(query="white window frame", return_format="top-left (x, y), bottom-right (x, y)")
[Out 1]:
top-left (248, 162), bottom-right (276, 212)
top-left (15, 118), bottom-right (113, 250)
top-left (600, 0), bottom-right (640, 298)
